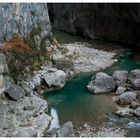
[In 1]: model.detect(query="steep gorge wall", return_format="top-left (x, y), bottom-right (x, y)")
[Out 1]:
top-left (49, 3), bottom-right (140, 49)
top-left (0, 3), bottom-right (51, 48)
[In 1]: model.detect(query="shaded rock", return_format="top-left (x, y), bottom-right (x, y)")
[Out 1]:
top-left (43, 70), bottom-right (66, 88)
top-left (116, 107), bottom-right (134, 117)
top-left (134, 107), bottom-right (140, 117)
top-left (129, 69), bottom-right (140, 82)
top-left (113, 70), bottom-right (128, 87)
top-left (56, 121), bottom-right (74, 137)
top-left (4, 84), bottom-right (25, 101)
top-left (87, 72), bottom-right (115, 94)
top-left (117, 91), bottom-right (137, 105)
top-left (116, 86), bottom-right (126, 95)
top-left (132, 78), bottom-right (140, 89)
top-left (130, 101), bottom-right (140, 109)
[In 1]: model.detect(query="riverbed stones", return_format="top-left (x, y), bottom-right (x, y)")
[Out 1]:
top-left (117, 91), bottom-right (137, 105)
top-left (134, 107), bottom-right (140, 117)
top-left (55, 42), bottom-right (116, 73)
top-left (87, 72), bottom-right (115, 94)
top-left (4, 84), bottom-right (26, 101)
top-left (113, 70), bottom-right (128, 87)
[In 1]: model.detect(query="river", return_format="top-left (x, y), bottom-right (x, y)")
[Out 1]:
top-left (44, 29), bottom-right (140, 137)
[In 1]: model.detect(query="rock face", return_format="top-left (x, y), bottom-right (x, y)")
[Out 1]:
top-left (48, 3), bottom-right (140, 49)
top-left (113, 70), bottom-right (128, 87)
top-left (117, 91), bottom-right (137, 105)
top-left (5, 84), bottom-right (26, 101)
top-left (87, 72), bottom-right (115, 94)
top-left (0, 3), bottom-right (51, 48)
top-left (0, 95), bottom-right (51, 137)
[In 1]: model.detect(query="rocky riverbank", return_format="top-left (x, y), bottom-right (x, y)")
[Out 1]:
top-left (87, 69), bottom-right (140, 119)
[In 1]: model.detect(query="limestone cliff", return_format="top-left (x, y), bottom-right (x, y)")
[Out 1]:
top-left (48, 3), bottom-right (140, 49)
top-left (0, 3), bottom-right (51, 49)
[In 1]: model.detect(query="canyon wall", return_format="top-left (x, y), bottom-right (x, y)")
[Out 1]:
top-left (49, 3), bottom-right (140, 49)
top-left (0, 3), bottom-right (51, 48)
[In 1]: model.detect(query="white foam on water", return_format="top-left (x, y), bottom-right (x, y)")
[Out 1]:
top-left (49, 108), bottom-right (60, 131)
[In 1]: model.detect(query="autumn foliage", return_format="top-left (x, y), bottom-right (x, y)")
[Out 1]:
top-left (1, 33), bottom-right (32, 53)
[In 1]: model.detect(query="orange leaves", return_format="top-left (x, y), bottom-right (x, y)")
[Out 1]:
top-left (1, 33), bottom-right (32, 53)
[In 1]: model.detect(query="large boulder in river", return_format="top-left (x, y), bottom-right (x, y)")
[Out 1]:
top-left (117, 91), bottom-right (137, 105)
top-left (56, 121), bottom-right (74, 137)
top-left (87, 72), bottom-right (116, 94)
top-left (113, 70), bottom-right (128, 87)
top-left (43, 70), bottom-right (66, 88)
top-left (4, 84), bottom-right (26, 101)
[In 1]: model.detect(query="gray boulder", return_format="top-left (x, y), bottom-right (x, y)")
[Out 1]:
top-left (134, 107), bottom-right (140, 117)
top-left (116, 86), bottom-right (126, 95)
top-left (5, 84), bottom-right (26, 101)
top-left (129, 69), bottom-right (140, 82)
top-left (113, 70), bottom-right (128, 87)
top-left (43, 70), bottom-right (66, 88)
top-left (56, 121), bottom-right (74, 137)
top-left (87, 72), bottom-right (115, 94)
top-left (118, 91), bottom-right (137, 105)
top-left (132, 78), bottom-right (140, 89)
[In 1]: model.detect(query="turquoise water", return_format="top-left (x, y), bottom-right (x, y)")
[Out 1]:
top-left (44, 30), bottom-right (140, 135)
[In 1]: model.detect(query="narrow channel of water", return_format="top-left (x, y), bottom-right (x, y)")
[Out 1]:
top-left (44, 30), bottom-right (140, 136)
